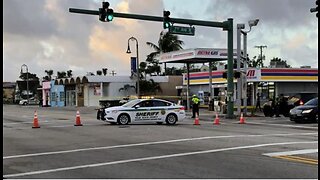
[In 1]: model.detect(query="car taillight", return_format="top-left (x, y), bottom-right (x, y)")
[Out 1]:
top-left (179, 107), bottom-right (185, 110)
top-left (299, 100), bottom-right (303, 105)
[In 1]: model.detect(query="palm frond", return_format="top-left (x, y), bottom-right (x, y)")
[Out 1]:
top-left (146, 42), bottom-right (160, 52)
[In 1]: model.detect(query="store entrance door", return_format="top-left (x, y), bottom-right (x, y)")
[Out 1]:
top-left (66, 90), bottom-right (76, 106)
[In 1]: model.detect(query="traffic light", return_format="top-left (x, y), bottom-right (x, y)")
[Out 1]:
top-left (99, 2), bottom-right (113, 22)
top-left (163, 11), bottom-right (172, 29)
top-left (106, 8), bottom-right (114, 22)
top-left (99, 8), bottom-right (106, 22)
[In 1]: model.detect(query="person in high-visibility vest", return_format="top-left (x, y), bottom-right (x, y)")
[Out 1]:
top-left (191, 94), bottom-right (200, 118)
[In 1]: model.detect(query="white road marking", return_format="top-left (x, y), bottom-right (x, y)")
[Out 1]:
top-left (247, 122), bottom-right (318, 129)
top-left (3, 141), bottom-right (317, 178)
top-left (263, 149), bottom-right (318, 157)
top-left (3, 132), bottom-right (317, 159)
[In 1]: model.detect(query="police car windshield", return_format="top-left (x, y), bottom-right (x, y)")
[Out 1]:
top-left (122, 99), bottom-right (142, 107)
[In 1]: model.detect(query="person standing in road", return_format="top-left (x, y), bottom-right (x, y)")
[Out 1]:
top-left (191, 94), bottom-right (200, 118)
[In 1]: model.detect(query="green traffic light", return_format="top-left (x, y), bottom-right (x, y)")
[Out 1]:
top-left (107, 15), bottom-right (113, 21)
top-left (164, 22), bottom-right (172, 29)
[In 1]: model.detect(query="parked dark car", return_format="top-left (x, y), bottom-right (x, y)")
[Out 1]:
top-left (287, 93), bottom-right (318, 110)
top-left (289, 97), bottom-right (318, 123)
top-left (263, 93), bottom-right (318, 117)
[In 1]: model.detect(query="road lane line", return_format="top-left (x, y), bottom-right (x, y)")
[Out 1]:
top-left (274, 155), bottom-right (318, 165)
top-left (285, 155), bottom-right (318, 162)
top-left (3, 141), bottom-right (317, 178)
top-left (263, 149), bottom-right (318, 156)
top-left (3, 132), bottom-right (317, 159)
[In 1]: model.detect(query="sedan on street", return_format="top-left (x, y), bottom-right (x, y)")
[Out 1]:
top-left (97, 98), bottom-right (186, 125)
top-left (289, 97), bottom-right (318, 123)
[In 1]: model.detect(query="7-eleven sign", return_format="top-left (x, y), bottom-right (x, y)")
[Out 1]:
top-left (246, 69), bottom-right (261, 81)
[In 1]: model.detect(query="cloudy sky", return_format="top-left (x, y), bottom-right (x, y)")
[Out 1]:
top-left (3, 0), bottom-right (318, 82)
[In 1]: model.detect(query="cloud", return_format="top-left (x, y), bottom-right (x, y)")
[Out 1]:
top-left (3, 0), bottom-right (166, 81)
top-left (3, 0), bottom-right (318, 82)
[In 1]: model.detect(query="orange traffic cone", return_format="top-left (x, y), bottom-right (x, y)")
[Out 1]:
top-left (32, 110), bottom-right (40, 128)
top-left (193, 113), bottom-right (200, 125)
top-left (74, 110), bottom-right (83, 126)
top-left (214, 113), bottom-right (220, 125)
top-left (239, 112), bottom-right (246, 124)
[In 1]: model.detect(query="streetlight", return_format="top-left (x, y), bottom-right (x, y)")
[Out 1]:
top-left (126, 36), bottom-right (140, 98)
top-left (237, 19), bottom-right (259, 116)
top-left (20, 64), bottom-right (29, 105)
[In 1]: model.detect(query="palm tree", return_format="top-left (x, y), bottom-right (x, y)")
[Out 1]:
top-left (57, 71), bottom-right (67, 78)
top-left (44, 70), bottom-right (54, 81)
top-left (67, 70), bottom-right (73, 78)
top-left (145, 31), bottom-right (184, 75)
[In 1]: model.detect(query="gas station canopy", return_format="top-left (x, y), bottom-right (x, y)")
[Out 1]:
top-left (158, 48), bottom-right (239, 112)
top-left (159, 48), bottom-right (238, 64)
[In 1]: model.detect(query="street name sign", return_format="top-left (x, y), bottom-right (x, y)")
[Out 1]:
top-left (169, 25), bottom-right (195, 36)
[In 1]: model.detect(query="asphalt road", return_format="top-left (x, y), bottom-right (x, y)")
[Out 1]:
top-left (3, 105), bottom-right (318, 179)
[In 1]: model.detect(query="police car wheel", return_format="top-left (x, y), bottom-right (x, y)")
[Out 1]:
top-left (117, 114), bottom-right (130, 125)
top-left (165, 114), bottom-right (177, 125)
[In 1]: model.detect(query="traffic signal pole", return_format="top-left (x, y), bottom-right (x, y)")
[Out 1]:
top-left (69, 8), bottom-right (235, 119)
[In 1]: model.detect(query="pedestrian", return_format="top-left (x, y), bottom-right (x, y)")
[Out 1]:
top-left (256, 93), bottom-right (262, 112)
top-left (191, 94), bottom-right (200, 118)
top-left (275, 96), bottom-right (280, 117)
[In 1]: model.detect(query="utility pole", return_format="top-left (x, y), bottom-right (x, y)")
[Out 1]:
top-left (254, 45), bottom-right (267, 67)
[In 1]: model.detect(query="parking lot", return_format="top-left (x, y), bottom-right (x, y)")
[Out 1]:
top-left (3, 105), bottom-right (318, 179)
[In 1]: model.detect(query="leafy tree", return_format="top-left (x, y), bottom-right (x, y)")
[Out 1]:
top-left (139, 79), bottom-right (162, 95)
top-left (269, 57), bottom-right (291, 68)
top-left (67, 70), bottom-right (73, 77)
top-left (97, 70), bottom-right (102, 76)
top-left (139, 62), bottom-right (147, 79)
top-left (102, 68), bottom-right (108, 76)
top-left (43, 70), bottom-right (54, 81)
top-left (19, 72), bottom-right (39, 81)
top-left (57, 71), bottom-right (67, 78)
top-left (246, 54), bottom-right (260, 68)
top-left (119, 84), bottom-right (136, 96)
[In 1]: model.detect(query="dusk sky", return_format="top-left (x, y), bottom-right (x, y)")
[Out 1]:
top-left (3, 0), bottom-right (318, 82)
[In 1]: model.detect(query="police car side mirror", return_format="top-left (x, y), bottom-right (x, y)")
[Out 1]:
top-left (135, 105), bottom-right (140, 109)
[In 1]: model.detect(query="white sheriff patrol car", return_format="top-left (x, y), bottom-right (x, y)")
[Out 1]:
top-left (98, 99), bottom-right (186, 125)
